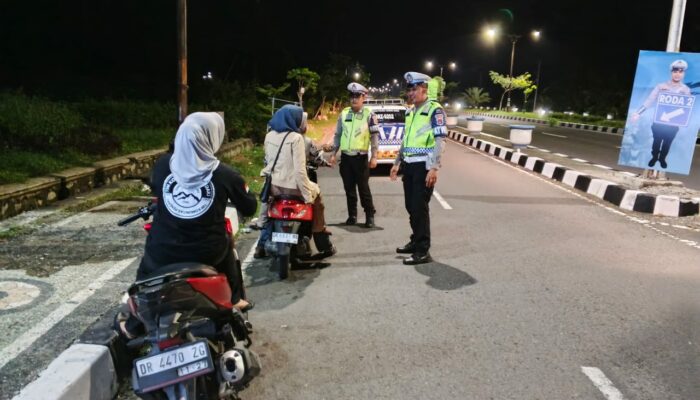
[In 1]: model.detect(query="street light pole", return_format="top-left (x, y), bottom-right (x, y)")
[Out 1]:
top-left (506, 34), bottom-right (520, 109)
top-left (532, 59), bottom-right (541, 111)
top-left (177, 0), bottom-right (188, 123)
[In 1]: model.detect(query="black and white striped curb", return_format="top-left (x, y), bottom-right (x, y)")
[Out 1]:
top-left (448, 130), bottom-right (700, 217)
top-left (466, 112), bottom-right (624, 134)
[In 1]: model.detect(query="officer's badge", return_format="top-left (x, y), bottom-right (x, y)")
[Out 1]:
top-left (406, 74), bottom-right (413, 83)
top-left (435, 112), bottom-right (445, 126)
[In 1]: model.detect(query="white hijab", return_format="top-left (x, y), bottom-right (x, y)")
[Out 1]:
top-left (169, 112), bottom-right (226, 190)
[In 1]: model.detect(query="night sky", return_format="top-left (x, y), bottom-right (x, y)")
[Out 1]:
top-left (1, 0), bottom-right (699, 110)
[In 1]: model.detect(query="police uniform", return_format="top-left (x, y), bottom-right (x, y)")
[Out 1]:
top-left (331, 82), bottom-right (380, 228)
top-left (395, 72), bottom-right (447, 265)
top-left (635, 59), bottom-right (691, 169)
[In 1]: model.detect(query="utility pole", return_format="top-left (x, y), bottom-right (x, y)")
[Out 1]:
top-left (177, 0), bottom-right (188, 123)
top-left (647, 0), bottom-right (686, 180)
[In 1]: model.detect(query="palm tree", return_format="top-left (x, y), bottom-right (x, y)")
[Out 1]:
top-left (463, 87), bottom-right (491, 108)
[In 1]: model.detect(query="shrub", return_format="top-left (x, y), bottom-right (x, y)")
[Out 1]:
top-left (0, 92), bottom-right (83, 151)
top-left (71, 99), bottom-right (176, 130)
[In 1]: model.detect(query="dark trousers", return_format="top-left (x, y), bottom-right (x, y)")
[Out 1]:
top-left (650, 123), bottom-right (679, 161)
top-left (401, 162), bottom-right (433, 254)
top-left (339, 153), bottom-right (375, 217)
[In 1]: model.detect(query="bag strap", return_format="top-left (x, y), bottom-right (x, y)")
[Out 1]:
top-left (269, 131), bottom-right (293, 173)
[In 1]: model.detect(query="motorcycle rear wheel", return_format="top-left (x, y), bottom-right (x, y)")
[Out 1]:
top-left (276, 253), bottom-right (290, 280)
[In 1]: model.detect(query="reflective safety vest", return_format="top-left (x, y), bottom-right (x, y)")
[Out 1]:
top-left (340, 107), bottom-right (371, 152)
top-left (402, 100), bottom-right (443, 157)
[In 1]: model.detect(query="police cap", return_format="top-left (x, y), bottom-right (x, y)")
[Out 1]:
top-left (347, 82), bottom-right (368, 94)
top-left (670, 59), bottom-right (688, 71)
top-left (404, 72), bottom-right (431, 86)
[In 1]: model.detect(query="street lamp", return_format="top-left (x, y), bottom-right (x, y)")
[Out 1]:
top-left (353, 72), bottom-right (360, 80)
top-left (425, 60), bottom-right (457, 77)
top-left (485, 26), bottom-right (542, 109)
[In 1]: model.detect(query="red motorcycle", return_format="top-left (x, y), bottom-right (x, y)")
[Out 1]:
top-left (118, 202), bottom-right (259, 400)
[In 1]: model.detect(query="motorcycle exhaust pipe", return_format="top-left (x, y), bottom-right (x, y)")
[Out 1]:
top-left (218, 348), bottom-right (262, 386)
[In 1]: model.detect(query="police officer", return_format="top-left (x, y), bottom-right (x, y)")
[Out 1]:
top-left (631, 59), bottom-right (691, 169)
top-left (390, 72), bottom-right (447, 265)
top-left (328, 82), bottom-right (380, 228)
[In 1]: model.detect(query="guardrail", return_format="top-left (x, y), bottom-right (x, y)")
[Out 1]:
top-left (466, 112), bottom-right (624, 134)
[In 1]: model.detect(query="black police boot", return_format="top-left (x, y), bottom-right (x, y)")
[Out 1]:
top-left (364, 213), bottom-right (375, 228)
top-left (396, 242), bottom-right (416, 254)
top-left (345, 215), bottom-right (357, 225)
top-left (313, 231), bottom-right (337, 259)
top-left (403, 252), bottom-right (432, 265)
top-left (648, 157), bottom-right (658, 167)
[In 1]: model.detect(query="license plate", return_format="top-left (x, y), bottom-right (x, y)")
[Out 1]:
top-left (272, 232), bottom-right (298, 244)
top-left (134, 340), bottom-right (214, 393)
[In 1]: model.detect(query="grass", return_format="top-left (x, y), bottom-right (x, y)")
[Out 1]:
top-left (0, 149), bottom-right (97, 184)
top-left (220, 145), bottom-right (266, 197)
top-left (115, 128), bottom-right (173, 154)
top-left (306, 113), bottom-right (338, 143)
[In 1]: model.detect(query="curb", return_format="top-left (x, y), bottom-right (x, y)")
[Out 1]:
top-left (12, 307), bottom-right (126, 400)
top-left (448, 130), bottom-right (700, 217)
top-left (12, 344), bottom-right (118, 400)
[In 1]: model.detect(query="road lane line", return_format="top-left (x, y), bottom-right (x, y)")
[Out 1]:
top-left (0, 257), bottom-right (137, 370)
top-left (571, 158), bottom-right (589, 163)
top-left (581, 367), bottom-right (626, 400)
top-left (553, 153), bottom-right (569, 157)
top-left (594, 164), bottom-right (614, 170)
top-left (542, 132), bottom-right (567, 138)
top-left (447, 139), bottom-right (700, 250)
top-left (433, 190), bottom-right (452, 210)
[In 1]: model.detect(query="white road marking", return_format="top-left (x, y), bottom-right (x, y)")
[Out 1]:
top-left (539, 149), bottom-right (551, 153)
top-left (0, 257), bottom-right (137, 370)
top-left (621, 171), bottom-right (637, 177)
top-left (553, 153), bottom-right (569, 157)
top-left (447, 139), bottom-right (700, 250)
top-left (615, 146), bottom-right (621, 149)
top-left (432, 190), bottom-right (453, 210)
top-left (581, 367), bottom-right (626, 400)
top-left (594, 164), bottom-right (614, 170)
top-left (542, 132), bottom-right (567, 138)
top-left (241, 238), bottom-right (259, 270)
top-left (571, 158), bottom-right (589, 163)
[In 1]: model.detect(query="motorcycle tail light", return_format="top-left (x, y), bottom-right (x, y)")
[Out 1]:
top-left (186, 274), bottom-right (233, 309)
top-left (268, 200), bottom-right (313, 221)
top-left (158, 337), bottom-right (183, 350)
top-left (143, 223), bottom-right (152, 232)
top-left (225, 217), bottom-right (233, 235)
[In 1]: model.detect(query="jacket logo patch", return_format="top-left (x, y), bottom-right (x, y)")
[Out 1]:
top-left (162, 174), bottom-right (215, 219)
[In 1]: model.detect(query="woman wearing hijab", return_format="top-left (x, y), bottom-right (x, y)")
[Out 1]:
top-left (140, 112), bottom-right (257, 308)
top-left (258, 105), bottom-right (336, 258)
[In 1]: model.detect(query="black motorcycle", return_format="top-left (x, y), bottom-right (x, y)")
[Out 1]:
top-left (118, 203), bottom-right (260, 400)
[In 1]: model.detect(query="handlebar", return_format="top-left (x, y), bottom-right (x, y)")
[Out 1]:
top-left (117, 202), bottom-right (157, 226)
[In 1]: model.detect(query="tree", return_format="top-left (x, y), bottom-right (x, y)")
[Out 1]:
top-left (489, 71), bottom-right (535, 111)
top-left (522, 84), bottom-right (537, 111)
top-left (286, 68), bottom-right (320, 108)
top-left (463, 87), bottom-right (492, 108)
top-left (444, 81), bottom-right (461, 99)
top-left (256, 83), bottom-right (291, 115)
top-left (317, 55), bottom-right (370, 116)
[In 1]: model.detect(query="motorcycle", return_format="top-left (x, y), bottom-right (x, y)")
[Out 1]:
top-left (264, 150), bottom-right (330, 280)
top-left (118, 201), bottom-right (260, 400)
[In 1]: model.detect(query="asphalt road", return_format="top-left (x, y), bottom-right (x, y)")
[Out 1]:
top-left (233, 140), bottom-right (700, 399)
top-left (459, 116), bottom-right (700, 190)
top-left (4, 141), bottom-right (700, 399)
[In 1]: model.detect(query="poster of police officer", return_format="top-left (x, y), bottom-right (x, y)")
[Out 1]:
top-left (619, 50), bottom-right (700, 175)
